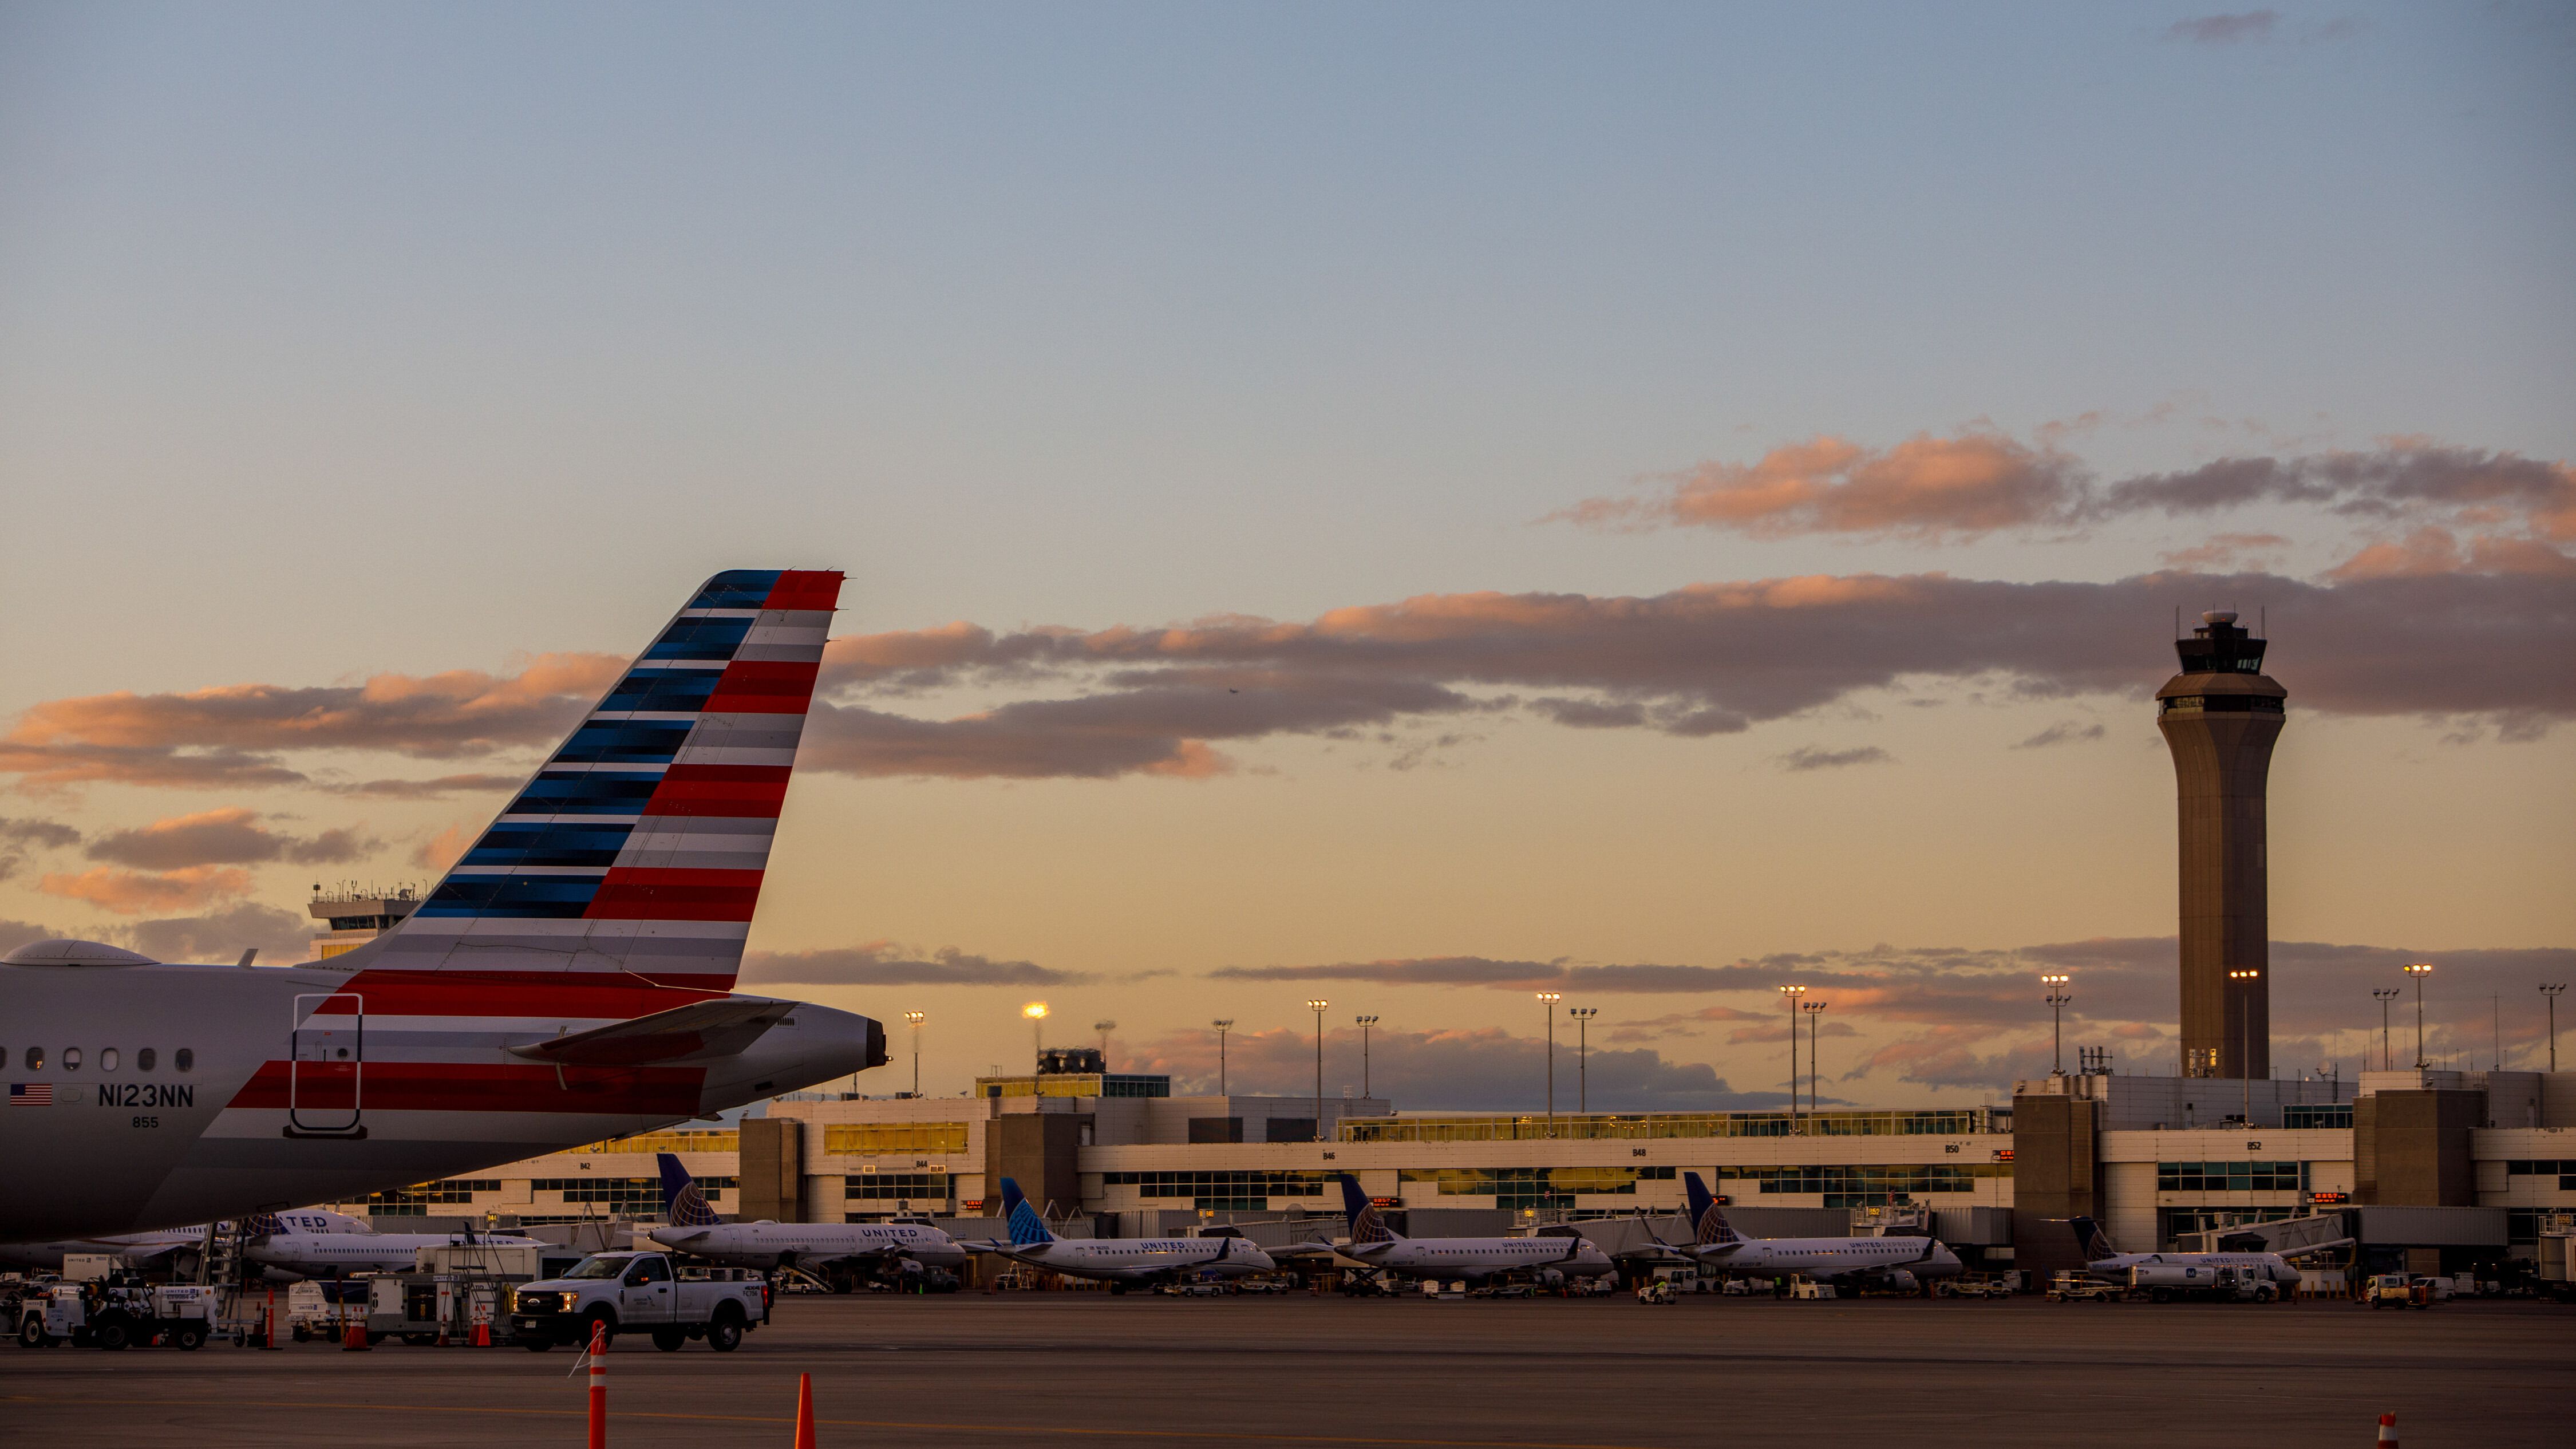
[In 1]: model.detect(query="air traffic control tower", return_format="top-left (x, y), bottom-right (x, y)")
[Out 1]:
top-left (2156, 610), bottom-right (2285, 1079)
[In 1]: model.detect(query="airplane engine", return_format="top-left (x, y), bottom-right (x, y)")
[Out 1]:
top-left (1882, 1270), bottom-right (1919, 1293)
top-left (1538, 1269), bottom-right (1566, 1289)
top-left (258, 1265), bottom-right (305, 1284)
top-left (2127, 1264), bottom-right (2211, 1288)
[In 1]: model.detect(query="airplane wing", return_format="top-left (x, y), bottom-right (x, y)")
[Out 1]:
top-left (1265, 1239), bottom-right (1344, 1263)
top-left (504, 998), bottom-right (798, 1067)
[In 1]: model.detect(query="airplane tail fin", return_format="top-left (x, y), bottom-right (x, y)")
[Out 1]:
top-left (243, 1212), bottom-right (286, 1241)
top-left (999, 1178), bottom-right (1056, 1247)
top-left (2071, 1215), bottom-right (2114, 1260)
top-left (658, 1152), bottom-right (727, 1229)
top-left (331, 570), bottom-right (843, 991)
top-left (1684, 1172), bottom-right (1741, 1248)
top-left (1338, 1174), bottom-right (1401, 1243)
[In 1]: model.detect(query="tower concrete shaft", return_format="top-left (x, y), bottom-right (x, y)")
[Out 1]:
top-left (2156, 611), bottom-right (2285, 1080)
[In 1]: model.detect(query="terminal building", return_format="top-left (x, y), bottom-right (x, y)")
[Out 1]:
top-left (315, 611), bottom-right (2576, 1284)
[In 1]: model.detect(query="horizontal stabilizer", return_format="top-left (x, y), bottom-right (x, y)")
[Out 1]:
top-left (504, 997), bottom-right (795, 1067)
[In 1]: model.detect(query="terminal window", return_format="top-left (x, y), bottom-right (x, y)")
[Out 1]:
top-left (2282, 1104), bottom-right (2353, 1130)
top-left (825, 1122), bottom-right (971, 1155)
top-left (1400, 1167), bottom-right (1645, 1210)
top-left (2155, 1161), bottom-right (2302, 1193)
top-left (1101, 1170), bottom-right (1336, 1211)
top-left (1706, 1163), bottom-right (2003, 1206)
top-left (846, 1173), bottom-right (950, 1203)
top-left (534, 1176), bottom-right (721, 1215)
top-left (2504, 1160), bottom-right (2576, 1189)
top-left (351, 1179), bottom-right (502, 1216)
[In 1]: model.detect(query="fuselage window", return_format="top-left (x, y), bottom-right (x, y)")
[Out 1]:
top-left (137, 1048), bottom-right (155, 1071)
top-left (101, 1048), bottom-right (120, 1072)
top-left (62, 1048), bottom-right (81, 1071)
top-left (175, 1048), bottom-right (194, 1072)
top-left (19, 1047), bottom-right (35, 1070)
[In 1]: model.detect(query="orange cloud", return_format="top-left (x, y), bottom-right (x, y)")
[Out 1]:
top-left (410, 823), bottom-right (473, 874)
top-left (84, 807), bottom-right (377, 870)
top-left (39, 865), bottom-right (254, 915)
top-left (1560, 432), bottom-right (2084, 542)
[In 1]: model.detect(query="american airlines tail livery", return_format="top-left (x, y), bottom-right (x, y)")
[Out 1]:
top-left (0, 570), bottom-right (886, 1243)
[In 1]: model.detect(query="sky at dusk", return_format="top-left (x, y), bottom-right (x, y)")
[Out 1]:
top-left (3, 3), bottom-right (2571, 1111)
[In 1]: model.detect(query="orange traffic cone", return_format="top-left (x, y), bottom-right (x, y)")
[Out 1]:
top-left (471, 1320), bottom-right (492, 1348)
top-left (792, 1372), bottom-right (817, 1449)
top-left (342, 1320), bottom-right (369, 1351)
top-left (2376, 1412), bottom-right (2398, 1447)
top-left (586, 1320), bottom-right (608, 1449)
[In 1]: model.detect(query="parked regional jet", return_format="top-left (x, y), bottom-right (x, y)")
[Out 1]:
top-left (971, 1178), bottom-right (1275, 1292)
top-left (1331, 1175), bottom-right (1617, 1285)
top-left (1658, 1172), bottom-right (1963, 1289)
top-left (2071, 1216), bottom-right (2310, 1292)
top-left (0, 1222), bottom-right (221, 1275)
top-left (644, 1153), bottom-right (964, 1288)
top-left (240, 1211), bottom-right (547, 1281)
top-left (0, 571), bottom-right (887, 1242)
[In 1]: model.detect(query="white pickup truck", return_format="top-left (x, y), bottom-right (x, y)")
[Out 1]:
top-left (508, 1251), bottom-right (769, 1353)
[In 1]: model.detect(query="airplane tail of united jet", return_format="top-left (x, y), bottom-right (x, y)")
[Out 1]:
top-left (1338, 1174), bottom-right (1402, 1243)
top-left (999, 1178), bottom-right (1057, 1247)
top-left (327, 569), bottom-right (844, 990)
top-left (1683, 1172), bottom-right (1742, 1249)
top-left (2071, 1216), bottom-right (2115, 1260)
top-left (658, 1152), bottom-right (728, 1229)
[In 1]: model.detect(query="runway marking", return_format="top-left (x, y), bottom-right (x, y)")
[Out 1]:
top-left (0, 1395), bottom-right (1663, 1448)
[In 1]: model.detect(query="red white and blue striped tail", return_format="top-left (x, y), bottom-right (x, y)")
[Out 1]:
top-left (330, 570), bottom-right (841, 991)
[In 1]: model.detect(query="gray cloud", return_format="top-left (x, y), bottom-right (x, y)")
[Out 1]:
top-left (1779, 745), bottom-right (1891, 772)
top-left (84, 809), bottom-right (380, 870)
top-left (0, 817), bottom-right (82, 882)
top-left (743, 943), bottom-right (1095, 988)
top-left (2166, 11), bottom-right (2276, 45)
top-left (114, 903), bottom-right (313, 965)
top-left (2014, 720), bottom-right (2107, 749)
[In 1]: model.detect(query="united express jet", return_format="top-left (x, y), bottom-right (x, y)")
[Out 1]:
top-left (0, 571), bottom-right (886, 1243)
top-left (1658, 1171), bottom-right (1963, 1290)
top-left (645, 1152), bottom-right (965, 1287)
top-left (1331, 1175), bottom-right (1617, 1285)
top-left (969, 1178), bottom-right (1275, 1293)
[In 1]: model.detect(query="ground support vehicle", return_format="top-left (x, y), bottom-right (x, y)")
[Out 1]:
top-left (2045, 1273), bottom-right (2121, 1303)
top-left (1788, 1278), bottom-right (1837, 1300)
top-left (509, 1252), bottom-right (767, 1353)
top-left (1635, 1280), bottom-right (1678, 1304)
top-left (2130, 1264), bottom-right (2273, 1304)
top-left (364, 1274), bottom-right (510, 1346)
top-left (17, 1282), bottom-right (218, 1350)
top-left (1945, 1277), bottom-right (2013, 1300)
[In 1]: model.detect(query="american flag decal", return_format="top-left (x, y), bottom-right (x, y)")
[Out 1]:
top-left (9, 1083), bottom-right (52, 1107)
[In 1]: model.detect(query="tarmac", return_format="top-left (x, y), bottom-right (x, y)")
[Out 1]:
top-left (3, 1293), bottom-right (2569, 1448)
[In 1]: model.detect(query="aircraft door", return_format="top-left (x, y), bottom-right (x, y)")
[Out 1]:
top-left (288, 992), bottom-right (365, 1137)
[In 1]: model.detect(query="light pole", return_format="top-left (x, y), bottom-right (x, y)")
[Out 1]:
top-left (2228, 968), bottom-right (2259, 1123)
top-left (1093, 1019), bottom-right (1116, 1065)
top-left (1536, 992), bottom-right (1561, 1130)
top-left (1306, 1000), bottom-right (1329, 1138)
top-left (2404, 963), bottom-right (2433, 1069)
top-left (1212, 1020), bottom-right (1234, 1096)
top-left (1022, 1001), bottom-right (1048, 1065)
top-left (1779, 985), bottom-right (1807, 1131)
top-left (2372, 989), bottom-right (2400, 1072)
top-left (1354, 1015), bottom-right (1378, 1099)
top-left (2041, 974), bottom-right (2072, 1076)
top-left (903, 1010), bottom-right (925, 1096)
top-left (1801, 1000), bottom-right (1827, 1116)
top-left (1568, 1008), bottom-right (1597, 1115)
top-left (2543, 986), bottom-right (2565, 1074)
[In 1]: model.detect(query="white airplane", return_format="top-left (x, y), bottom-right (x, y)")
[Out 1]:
top-left (239, 1210), bottom-right (547, 1281)
top-left (1330, 1175), bottom-right (1617, 1285)
top-left (971, 1178), bottom-right (1275, 1293)
top-left (2072, 1216), bottom-right (2311, 1295)
top-left (0, 571), bottom-right (887, 1242)
top-left (644, 1153), bottom-right (965, 1288)
top-left (0, 1222), bottom-right (221, 1276)
top-left (1656, 1172), bottom-right (1963, 1290)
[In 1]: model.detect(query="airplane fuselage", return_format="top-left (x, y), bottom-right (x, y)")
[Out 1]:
top-left (0, 960), bottom-right (878, 1241)
top-left (2087, 1251), bottom-right (2300, 1285)
top-left (1001, 1238), bottom-right (1274, 1284)
top-left (1350, 1236), bottom-right (1616, 1282)
top-left (1694, 1235), bottom-right (1963, 1281)
top-left (244, 1230), bottom-right (547, 1280)
top-left (651, 1220), bottom-right (966, 1272)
